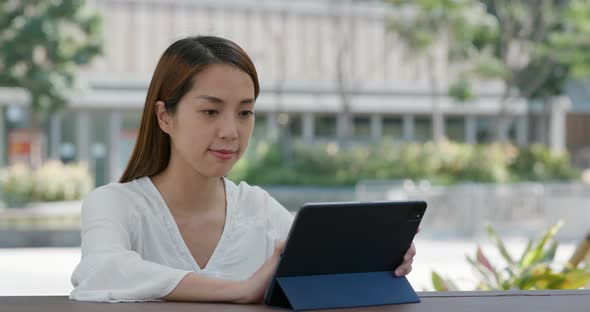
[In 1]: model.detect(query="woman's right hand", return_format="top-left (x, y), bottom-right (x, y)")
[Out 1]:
top-left (235, 241), bottom-right (285, 304)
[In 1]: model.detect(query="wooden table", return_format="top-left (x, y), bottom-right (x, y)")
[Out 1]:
top-left (2, 290), bottom-right (589, 312)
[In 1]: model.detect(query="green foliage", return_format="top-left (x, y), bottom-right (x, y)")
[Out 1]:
top-left (432, 222), bottom-right (590, 291)
top-left (387, 0), bottom-right (496, 54)
top-left (0, 0), bottom-right (103, 117)
top-left (32, 160), bottom-right (94, 202)
top-left (448, 76), bottom-right (475, 102)
top-left (228, 140), bottom-right (578, 186)
top-left (547, 0), bottom-right (590, 79)
top-left (0, 163), bottom-right (33, 207)
top-left (0, 161), bottom-right (93, 207)
top-left (469, 53), bottom-right (509, 80)
top-left (386, 0), bottom-right (499, 102)
top-left (387, 0), bottom-right (590, 106)
top-left (511, 144), bottom-right (580, 181)
top-left (474, 1), bottom-right (588, 99)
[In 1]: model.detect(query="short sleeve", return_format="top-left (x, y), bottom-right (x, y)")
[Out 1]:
top-left (70, 186), bottom-right (191, 302)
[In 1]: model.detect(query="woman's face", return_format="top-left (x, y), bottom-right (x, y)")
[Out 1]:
top-left (158, 63), bottom-right (256, 178)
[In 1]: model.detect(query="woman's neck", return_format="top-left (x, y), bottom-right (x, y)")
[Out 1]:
top-left (150, 163), bottom-right (224, 216)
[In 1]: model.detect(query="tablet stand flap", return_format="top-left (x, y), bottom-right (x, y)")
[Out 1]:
top-left (275, 271), bottom-right (420, 311)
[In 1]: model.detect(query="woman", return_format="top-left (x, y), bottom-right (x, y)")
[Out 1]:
top-left (70, 36), bottom-right (417, 303)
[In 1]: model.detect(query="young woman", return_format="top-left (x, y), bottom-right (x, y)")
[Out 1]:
top-left (69, 36), bottom-right (417, 303)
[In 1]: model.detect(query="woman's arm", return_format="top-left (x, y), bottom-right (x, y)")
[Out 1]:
top-left (164, 241), bottom-right (285, 303)
top-left (162, 272), bottom-right (244, 302)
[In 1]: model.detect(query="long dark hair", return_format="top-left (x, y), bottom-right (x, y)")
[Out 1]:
top-left (119, 36), bottom-right (259, 183)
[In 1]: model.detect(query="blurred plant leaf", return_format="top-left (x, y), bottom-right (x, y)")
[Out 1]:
top-left (435, 222), bottom-right (590, 291)
top-left (476, 246), bottom-right (496, 273)
top-left (518, 238), bottom-right (535, 268)
top-left (432, 271), bottom-right (458, 291)
top-left (538, 240), bottom-right (559, 264)
top-left (561, 270), bottom-right (590, 289)
top-left (467, 255), bottom-right (498, 288)
top-left (522, 221), bottom-right (564, 267)
top-left (485, 224), bottom-right (515, 266)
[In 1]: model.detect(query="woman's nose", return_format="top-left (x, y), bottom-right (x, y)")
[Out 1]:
top-left (218, 115), bottom-right (238, 140)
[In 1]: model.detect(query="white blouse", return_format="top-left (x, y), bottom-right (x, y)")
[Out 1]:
top-left (69, 177), bottom-right (294, 302)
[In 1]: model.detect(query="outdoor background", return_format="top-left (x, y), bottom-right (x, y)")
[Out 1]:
top-left (1, 0), bottom-right (590, 294)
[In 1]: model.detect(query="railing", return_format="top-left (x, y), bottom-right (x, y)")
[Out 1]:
top-left (356, 180), bottom-right (590, 241)
top-left (0, 201), bottom-right (82, 247)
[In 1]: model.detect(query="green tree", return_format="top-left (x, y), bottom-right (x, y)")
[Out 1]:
top-left (385, 0), bottom-right (498, 142)
top-left (387, 0), bottom-right (590, 146)
top-left (0, 0), bottom-right (102, 125)
top-left (473, 0), bottom-right (574, 142)
top-left (547, 0), bottom-right (590, 79)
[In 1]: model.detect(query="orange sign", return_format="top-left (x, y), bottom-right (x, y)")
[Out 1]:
top-left (8, 130), bottom-right (42, 166)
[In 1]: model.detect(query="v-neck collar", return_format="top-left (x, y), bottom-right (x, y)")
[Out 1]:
top-left (143, 176), bottom-right (232, 272)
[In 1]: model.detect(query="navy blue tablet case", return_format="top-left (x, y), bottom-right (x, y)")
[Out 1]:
top-left (264, 201), bottom-right (426, 311)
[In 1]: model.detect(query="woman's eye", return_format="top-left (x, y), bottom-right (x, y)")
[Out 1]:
top-left (239, 110), bottom-right (254, 117)
top-left (202, 110), bottom-right (218, 116)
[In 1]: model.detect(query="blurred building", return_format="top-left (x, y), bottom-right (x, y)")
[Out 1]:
top-left (565, 81), bottom-right (590, 168)
top-left (0, 0), bottom-right (579, 186)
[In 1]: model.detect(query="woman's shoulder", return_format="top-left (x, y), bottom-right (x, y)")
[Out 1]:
top-left (225, 178), bottom-right (289, 215)
top-left (225, 178), bottom-right (294, 236)
top-left (86, 177), bottom-right (147, 200)
top-left (225, 178), bottom-right (272, 203)
top-left (82, 177), bottom-right (154, 214)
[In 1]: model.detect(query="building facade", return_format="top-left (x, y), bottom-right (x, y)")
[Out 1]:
top-left (0, 0), bottom-right (571, 186)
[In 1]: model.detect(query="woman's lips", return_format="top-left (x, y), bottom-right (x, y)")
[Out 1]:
top-left (208, 149), bottom-right (236, 160)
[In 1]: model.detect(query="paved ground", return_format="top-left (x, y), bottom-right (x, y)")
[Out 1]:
top-left (0, 238), bottom-right (577, 296)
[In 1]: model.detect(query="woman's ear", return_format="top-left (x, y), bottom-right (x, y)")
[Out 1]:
top-left (155, 100), bottom-right (172, 134)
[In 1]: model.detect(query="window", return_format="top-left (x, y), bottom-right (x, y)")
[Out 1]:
top-left (446, 116), bottom-right (465, 142)
top-left (382, 116), bottom-right (403, 140)
top-left (288, 114), bottom-right (302, 138)
top-left (507, 118), bottom-right (518, 143)
top-left (476, 116), bottom-right (494, 143)
top-left (120, 111), bottom-right (141, 176)
top-left (315, 114), bottom-right (337, 138)
top-left (353, 115), bottom-right (371, 138)
top-left (414, 116), bottom-right (432, 142)
top-left (90, 111), bottom-right (110, 186)
top-left (60, 111), bottom-right (78, 162)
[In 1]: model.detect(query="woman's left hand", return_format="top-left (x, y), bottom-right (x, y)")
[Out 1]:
top-left (394, 228), bottom-right (419, 277)
top-left (394, 242), bottom-right (416, 276)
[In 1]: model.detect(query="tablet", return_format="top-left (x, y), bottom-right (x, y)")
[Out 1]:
top-left (264, 200), bottom-right (426, 310)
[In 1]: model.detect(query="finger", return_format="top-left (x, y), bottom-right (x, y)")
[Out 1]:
top-left (395, 259), bottom-right (414, 276)
top-left (417, 227), bottom-right (421, 234)
top-left (401, 258), bottom-right (414, 269)
top-left (402, 266), bottom-right (413, 276)
top-left (395, 258), bottom-right (413, 273)
top-left (404, 243), bottom-right (416, 261)
top-left (395, 266), bottom-right (412, 277)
